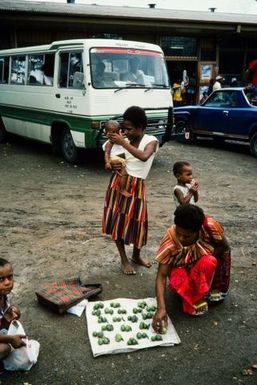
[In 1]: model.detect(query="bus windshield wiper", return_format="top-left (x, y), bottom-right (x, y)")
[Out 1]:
top-left (114, 83), bottom-right (147, 92)
top-left (125, 82), bottom-right (145, 87)
top-left (151, 83), bottom-right (168, 88)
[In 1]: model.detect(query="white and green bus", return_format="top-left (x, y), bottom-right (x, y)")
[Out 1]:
top-left (0, 39), bottom-right (173, 163)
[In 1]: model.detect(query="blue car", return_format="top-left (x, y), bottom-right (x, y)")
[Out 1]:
top-left (173, 87), bottom-right (257, 157)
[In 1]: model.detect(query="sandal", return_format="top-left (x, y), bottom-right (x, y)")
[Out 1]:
top-left (192, 300), bottom-right (208, 316)
top-left (208, 290), bottom-right (227, 302)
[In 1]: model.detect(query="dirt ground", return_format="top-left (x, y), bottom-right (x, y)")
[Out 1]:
top-left (0, 135), bottom-right (257, 385)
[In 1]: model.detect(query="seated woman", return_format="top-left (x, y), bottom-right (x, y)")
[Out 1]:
top-left (152, 204), bottom-right (231, 333)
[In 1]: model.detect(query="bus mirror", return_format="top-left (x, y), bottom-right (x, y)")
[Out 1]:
top-left (73, 71), bottom-right (84, 89)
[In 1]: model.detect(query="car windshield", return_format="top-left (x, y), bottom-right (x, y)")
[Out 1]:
top-left (90, 47), bottom-right (169, 89)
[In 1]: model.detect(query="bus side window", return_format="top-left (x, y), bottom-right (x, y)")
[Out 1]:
top-left (28, 54), bottom-right (54, 86)
top-left (59, 52), bottom-right (69, 88)
top-left (0, 57), bottom-right (10, 84)
top-left (68, 52), bottom-right (83, 88)
top-left (11, 56), bottom-right (26, 85)
top-left (28, 54), bottom-right (44, 85)
top-left (42, 54), bottom-right (54, 86)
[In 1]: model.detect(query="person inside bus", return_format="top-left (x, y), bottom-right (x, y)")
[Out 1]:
top-left (41, 64), bottom-right (53, 86)
top-left (122, 57), bottom-right (145, 85)
top-left (92, 61), bottom-right (106, 88)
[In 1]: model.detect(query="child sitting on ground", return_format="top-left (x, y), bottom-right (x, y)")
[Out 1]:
top-left (173, 161), bottom-right (199, 206)
top-left (102, 120), bottom-right (131, 197)
top-left (0, 258), bottom-right (25, 362)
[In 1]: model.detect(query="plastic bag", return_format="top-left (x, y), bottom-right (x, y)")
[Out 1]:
top-left (3, 321), bottom-right (40, 371)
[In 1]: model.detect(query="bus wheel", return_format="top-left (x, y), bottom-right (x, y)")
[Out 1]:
top-left (0, 118), bottom-right (7, 143)
top-left (61, 128), bottom-right (79, 163)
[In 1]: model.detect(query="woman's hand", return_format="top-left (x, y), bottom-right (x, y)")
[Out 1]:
top-left (152, 308), bottom-right (168, 334)
top-left (108, 131), bottom-right (126, 146)
top-left (110, 158), bottom-right (123, 173)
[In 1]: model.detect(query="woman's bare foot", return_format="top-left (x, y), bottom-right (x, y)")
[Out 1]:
top-left (131, 255), bottom-right (152, 268)
top-left (122, 261), bottom-right (136, 275)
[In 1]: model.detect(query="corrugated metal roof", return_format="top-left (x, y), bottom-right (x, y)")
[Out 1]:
top-left (0, 0), bottom-right (257, 25)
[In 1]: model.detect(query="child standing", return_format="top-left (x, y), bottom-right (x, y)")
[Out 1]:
top-left (103, 120), bottom-right (131, 197)
top-left (173, 161), bottom-right (199, 206)
top-left (0, 258), bottom-right (25, 362)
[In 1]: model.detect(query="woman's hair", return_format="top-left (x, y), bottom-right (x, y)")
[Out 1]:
top-left (174, 204), bottom-right (205, 232)
top-left (123, 106), bottom-right (147, 129)
top-left (173, 161), bottom-right (191, 176)
top-left (0, 258), bottom-right (10, 267)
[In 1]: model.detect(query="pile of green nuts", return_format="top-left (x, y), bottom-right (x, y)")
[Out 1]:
top-left (139, 321), bottom-right (150, 330)
top-left (98, 337), bottom-right (110, 345)
top-left (117, 308), bottom-right (127, 314)
top-left (93, 302), bottom-right (104, 310)
top-left (136, 332), bottom-right (149, 339)
top-left (127, 338), bottom-right (138, 346)
top-left (97, 316), bottom-right (108, 323)
top-left (101, 324), bottom-right (114, 332)
top-left (151, 334), bottom-right (163, 342)
top-left (120, 324), bottom-right (132, 332)
top-left (110, 302), bottom-right (120, 308)
top-left (104, 308), bottom-right (114, 315)
top-left (127, 315), bottom-right (138, 323)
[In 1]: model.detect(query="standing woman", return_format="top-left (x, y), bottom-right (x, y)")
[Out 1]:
top-left (102, 106), bottom-right (159, 275)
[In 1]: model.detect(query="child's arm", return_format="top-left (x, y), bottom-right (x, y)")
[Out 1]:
top-left (4, 305), bottom-right (21, 323)
top-left (104, 141), bottom-right (113, 170)
top-left (107, 132), bottom-right (158, 162)
top-left (174, 187), bottom-right (195, 205)
top-left (190, 180), bottom-right (199, 202)
top-left (0, 334), bottom-right (26, 348)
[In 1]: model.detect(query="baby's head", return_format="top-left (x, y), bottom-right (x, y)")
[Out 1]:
top-left (105, 120), bottom-right (120, 136)
top-left (0, 258), bottom-right (14, 296)
top-left (173, 161), bottom-right (193, 184)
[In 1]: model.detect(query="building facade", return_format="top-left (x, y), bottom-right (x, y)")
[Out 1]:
top-left (1, 0), bottom-right (257, 102)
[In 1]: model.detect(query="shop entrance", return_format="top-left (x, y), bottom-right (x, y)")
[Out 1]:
top-left (166, 60), bottom-right (198, 105)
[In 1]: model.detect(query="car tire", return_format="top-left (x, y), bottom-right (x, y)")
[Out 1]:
top-left (61, 128), bottom-right (79, 163)
top-left (175, 120), bottom-right (194, 143)
top-left (0, 118), bottom-right (7, 143)
top-left (250, 132), bottom-right (257, 157)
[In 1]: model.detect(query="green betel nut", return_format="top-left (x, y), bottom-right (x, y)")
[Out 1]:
top-left (137, 301), bottom-right (147, 309)
top-left (115, 334), bottom-right (123, 342)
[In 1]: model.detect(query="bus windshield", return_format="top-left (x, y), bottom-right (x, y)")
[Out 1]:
top-left (90, 47), bottom-right (169, 89)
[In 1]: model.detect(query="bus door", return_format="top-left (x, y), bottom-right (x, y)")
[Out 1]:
top-left (55, 50), bottom-right (87, 121)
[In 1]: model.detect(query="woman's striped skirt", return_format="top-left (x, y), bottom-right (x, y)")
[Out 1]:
top-left (102, 173), bottom-right (148, 249)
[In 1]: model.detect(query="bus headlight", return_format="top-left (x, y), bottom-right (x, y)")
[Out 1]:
top-left (91, 121), bottom-right (100, 129)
